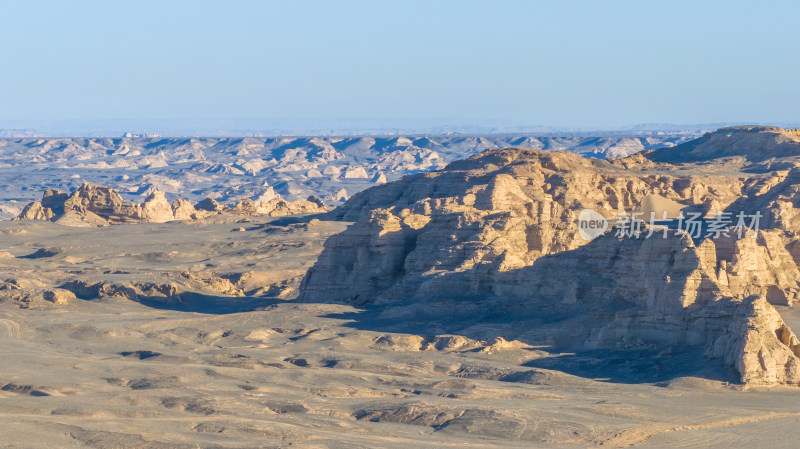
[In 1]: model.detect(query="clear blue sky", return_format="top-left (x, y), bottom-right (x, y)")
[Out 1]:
top-left (1, 0), bottom-right (799, 130)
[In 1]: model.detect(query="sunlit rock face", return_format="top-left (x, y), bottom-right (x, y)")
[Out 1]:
top-left (14, 182), bottom-right (327, 226)
top-left (301, 127), bottom-right (800, 386)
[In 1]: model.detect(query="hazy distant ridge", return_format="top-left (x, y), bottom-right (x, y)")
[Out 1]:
top-left (0, 133), bottom-right (697, 219)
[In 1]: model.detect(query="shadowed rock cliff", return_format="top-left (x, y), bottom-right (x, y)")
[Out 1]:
top-left (300, 126), bottom-right (800, 386)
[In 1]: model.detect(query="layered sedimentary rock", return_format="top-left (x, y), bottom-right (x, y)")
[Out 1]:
top-left (645, 125), bottom-right (800, 163)
top-left (228, 196), bottom-right (327, 217)
top-left (139, 191), bottom-right (174, 223)
top-left (14, 182), bottom-right (327, 226)
top-left (300, 126), bottom-right (800, 386)
top-left (15, 201), bottom-right (53, 221)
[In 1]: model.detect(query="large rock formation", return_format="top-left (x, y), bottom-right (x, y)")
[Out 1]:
top-left (645, 125), bottom-right (800, 163)
top-left (299, 126), bottom-right (800, 386)
top-left (14, 182), bottom-right (328, 226)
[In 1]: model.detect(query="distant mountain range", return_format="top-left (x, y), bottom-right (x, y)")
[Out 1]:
top-left (0, 132), bottom-right (699, 219)
top-left (4, 118), bottom-right (796, 138)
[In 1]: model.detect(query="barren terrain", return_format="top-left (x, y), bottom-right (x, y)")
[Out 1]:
top-left (4, 126), bottom-right (800, 448)
top-left (3, 213), bottom-right (800, 448)
top-left (0, 134), bottom-right (696, 219)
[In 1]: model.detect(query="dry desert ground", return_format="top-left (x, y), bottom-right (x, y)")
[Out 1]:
top-left (2, 215), bottom-right (800, 448)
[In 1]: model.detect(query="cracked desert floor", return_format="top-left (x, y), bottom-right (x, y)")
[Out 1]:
top-left (3, 216), bottom-right (800, 448)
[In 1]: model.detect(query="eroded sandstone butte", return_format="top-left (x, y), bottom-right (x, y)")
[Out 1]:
top-left (299, 126), bottom-right (800, 386)
top-left (14, 183), bottom-right (327, 226)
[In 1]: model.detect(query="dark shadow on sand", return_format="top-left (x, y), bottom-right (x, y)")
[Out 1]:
top-left (132, 292), bottom-right (286, 314)
top-left (298, 227), bottom-right (747, 385)
top-left (522, 347), bottom-right (737, 384)
top-left (70, 290), bottom-right (286, 315)
top-left (317, 303), bottom-right (739, 385)
top-left (72, 221), bottom-right (743, 384)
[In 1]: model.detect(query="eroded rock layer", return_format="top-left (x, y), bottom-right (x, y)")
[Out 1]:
top-left (300, 126), bottom-right (800, 386)
top-left (14, 183), bottom-right (327, 226)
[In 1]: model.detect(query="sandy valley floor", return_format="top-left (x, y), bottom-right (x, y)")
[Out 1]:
top-left (2, 217), bottom-right (800, 448)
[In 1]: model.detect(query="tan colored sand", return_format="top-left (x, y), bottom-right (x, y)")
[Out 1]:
top-left (2, 217), bottom-right (800, 447)
top-left (634, 193), bottom-right (687, 219)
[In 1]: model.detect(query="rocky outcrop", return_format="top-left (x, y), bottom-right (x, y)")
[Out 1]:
top-left (62, 183), bottom-right (141, 223)
top-left (14, 182), bottom-right (328, 226)
top-left (171, 199), bottom-right (204, 220)
top-left (195, 197), bottom-right (227, 213)
top-left (300, 128), bottom-right (800, 386)
top-left (303, 148), bottom-right (746, 303)
top-left (0, 278), bottom-right (76, 308)
top-left (14, 202), bottom-right (53, 221)
top-left (708, 296), bottom-right (800, 386)
top-left (645, 126), bottom-right (800, 163)
top-left (0, 134), bottom-right (699, 225)
top-left (41, 189), bottom-right (69, 215)
top-left (140, 191), bottom-right (174, 223)
top-left (264, 197), bottom-right (329, 217)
